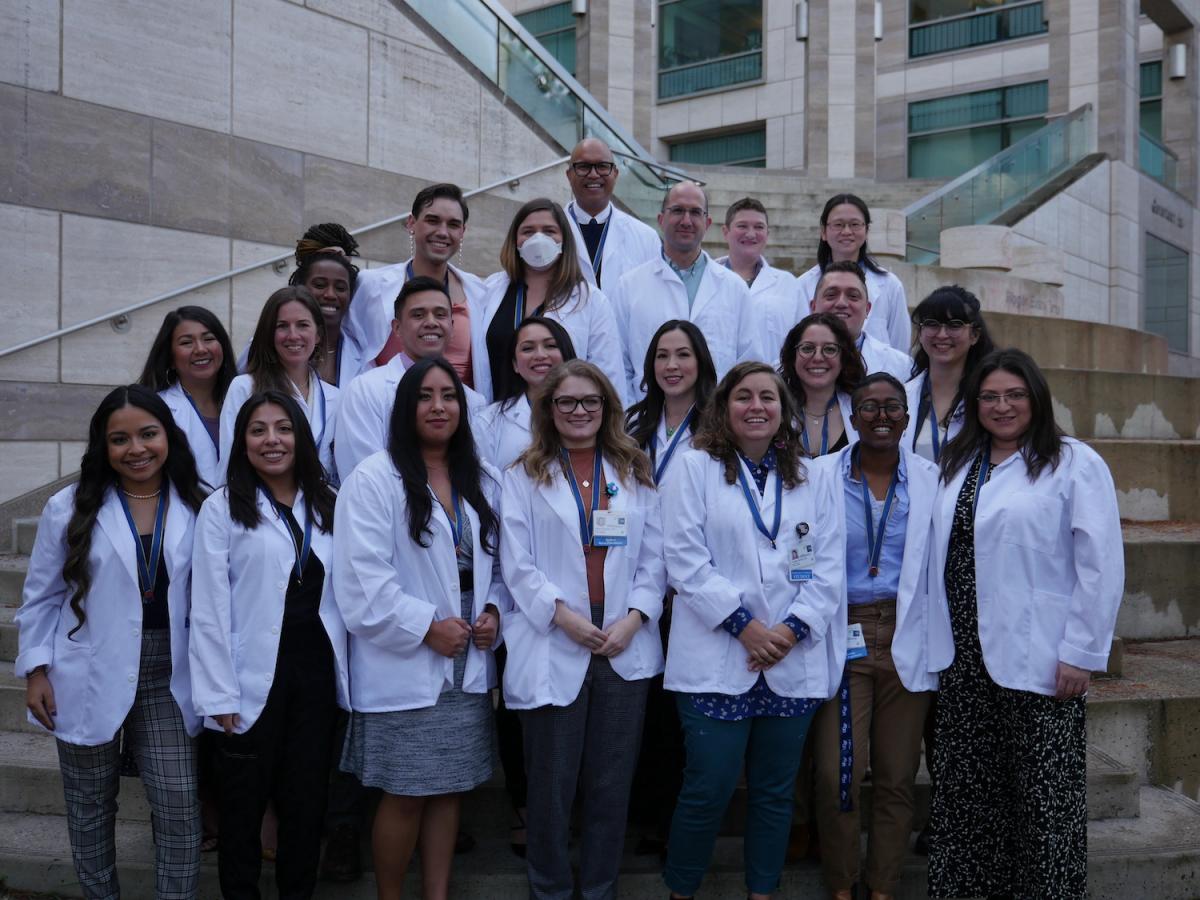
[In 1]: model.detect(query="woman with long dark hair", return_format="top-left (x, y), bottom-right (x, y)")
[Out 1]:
top-left (16, 385), bottom-right (207, 899)
top-left (779, 312), bottom-right (866, 458)
top-left (190, 391), bottom-right (347, 899)
top-left (795, 194), bottom-right (911, 352)
top-left (334, 357), bottom-right (504, 900)
top-left (924, 349), bottom-right (1123, 899)
top-left (288, 250), bottom-right (362, 387)
top-left (139, 305), bottom-right (237, 489)
top-left (473, 198), bottom-right (624, 402)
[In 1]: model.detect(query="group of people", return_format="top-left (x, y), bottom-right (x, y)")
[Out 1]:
top-left (15, 137), bottom-right (1125, 900)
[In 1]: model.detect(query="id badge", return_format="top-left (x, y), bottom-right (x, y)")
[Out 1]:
top-left (788, 539), bottom-right (816, 582)
top-left (592, 510), bottom-right (629, 547)
top-left (847, 622), bottom-right (868, 661)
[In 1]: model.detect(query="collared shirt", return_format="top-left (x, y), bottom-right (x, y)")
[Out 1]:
top-left (842, 450), bottom-right (909, 605)
top-left (716, 254), bottom-right (764, 288)
top-left (570, 201), bottom-right (613, 225)
top-left (664, 247), bottom-right (707, 312)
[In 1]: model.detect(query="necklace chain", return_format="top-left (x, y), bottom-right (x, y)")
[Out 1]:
top-left (122, 487), bottom-right (161, 500)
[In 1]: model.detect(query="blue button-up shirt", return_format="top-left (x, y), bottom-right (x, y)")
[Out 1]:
top-left (842, 449), bottom-right (908, 605)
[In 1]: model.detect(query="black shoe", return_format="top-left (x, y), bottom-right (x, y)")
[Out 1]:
top-left (319, 823), bottom-right (362, 883)
top-left (455, 828), bottom-right (476, 854)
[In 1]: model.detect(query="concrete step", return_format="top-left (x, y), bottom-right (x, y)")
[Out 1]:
top-left (1119, 524), bottom-right (1200, 640)
top-left (1089, 439), bottom-right (1200, 522)
top-left (14, 517), bottom-right (37, 556)
top-left (0, 555), bottom-right (27, 610)
top-left (1050, 369), bottom-right (1200, 440)
top-left (1, 785), bottom-right (1196, 899)
top-left (1, 671), bottom-right (43, 734)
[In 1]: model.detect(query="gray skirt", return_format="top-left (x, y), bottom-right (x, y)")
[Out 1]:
top-left (341, 589), bottom-right (494, 796)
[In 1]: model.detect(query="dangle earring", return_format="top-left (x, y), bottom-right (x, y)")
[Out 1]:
top-left (409, 231), bottom-right (415, 260)
top-left (458, 239), bottom-right (465, 268)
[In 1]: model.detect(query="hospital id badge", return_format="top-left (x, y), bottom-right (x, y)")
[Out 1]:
top-left (789, 539), bottom-right (815, 582)
top-left (592, 510), bottom-right (629, 547)
top-left (847, 622), bottom-right (868, 661)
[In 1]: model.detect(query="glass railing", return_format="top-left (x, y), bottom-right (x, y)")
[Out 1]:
top-left (910, 0), bottom-right (1046, 59)
top-left (402, 0), bottom-right (694, 213)
top-left (904, 104), bottom-right (1095, 263)
top-left (1139, 130), bottom-right (1179, 190)
top-left (658, 50), bottom-right (763, 100)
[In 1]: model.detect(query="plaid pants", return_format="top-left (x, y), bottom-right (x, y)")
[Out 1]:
top-left (56, 628), bottom-right (200, 900)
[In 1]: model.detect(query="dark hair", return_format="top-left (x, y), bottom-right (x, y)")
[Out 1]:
top-left (812, 259), bottom-right (869, 303)
top-left (393, 275), bottom-right (450, 319)
top-left (138, 306), bottom-right (238, 404)
top-left (295, 223), bottom-right (359, 262)
top-left (245, 286), bottom-right (326, 395)
top-left (388, 357), bottom-right (499, 554)
top-left (625, 320), bottom-right (718, 450)
top-left (288, 250), bottom-right (359, 297)
top-left (499, 198), bottom-right (589, 315)
top-left (910, 284), bottom-right (995, 378)
top-left (851, 372), bottom-right (907, 407)
top-left (724, 197), bottom-right (768, 227)
top-left (494, 316), bottom-right (578, 411)
top-left (779, 313), bottom-right (866, 409)
top-left (225, 391), bottom-right (335, 533)
top-left (816, 193), bottom-right (885, 275)
top-left (938, 348), bottom-right (1064, 483)
top-left (412, 183), bottom-right (469, 225)
top-left (63, 386), bottom-right (206, 637)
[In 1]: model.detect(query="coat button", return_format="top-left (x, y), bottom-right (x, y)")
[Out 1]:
top-left (128, 674), bottom-right (136, 683)
top-left (277, 582), bottom-right (286, 591)
top-left (270, 625), bottom-right (279, 635)
top-left (132, 628), bottom-right (140, 637)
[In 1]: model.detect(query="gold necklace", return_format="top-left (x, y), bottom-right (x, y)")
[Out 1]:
top-left (122, 488), bottom-right (161, 500)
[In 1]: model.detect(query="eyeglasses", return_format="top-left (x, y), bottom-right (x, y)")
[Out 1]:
top-left (796, 342), bottom-right (841, 359)
top-left (570, 161), bottom-right (615, 177)
top-left (855, 401), bottom-right (907, 420)
top-left (919, 319), bottom-right (970, 334)
top-left (977, 390), bottom-right (1030, 406)
top-left (826, 220), bottom-right (866, 233)
top-left (664, 206), bottom-right (708, 220)
top-left (553, 394), bottom-right (604, 413)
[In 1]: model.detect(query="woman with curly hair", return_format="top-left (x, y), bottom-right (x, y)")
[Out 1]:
top-left (779, 312), bottom-right (866, 458)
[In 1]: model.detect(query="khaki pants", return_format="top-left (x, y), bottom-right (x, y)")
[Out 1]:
top-left (811, 599), bottom-right (931, 894)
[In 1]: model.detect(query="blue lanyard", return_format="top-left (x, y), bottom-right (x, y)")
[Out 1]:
top-left (117, 489), bottom-right (168, 603)
top-left (853, 445), bottom-right (900, 578)
top-left (652, 407), bottom-right (695, 484)
top-left (268, 491), bottom-right (313, 583)
top-left (571, 203), bottom-right (612, 279)
top-left (561, 449), bottom-right (602, 547)
top-left (735, 458), bottom-right (783, 549)
top-left (180, 387), bottom-right (219, 451)
top-left (513, 283), bottom-right (545, 329)
top-left (801, 394), bottom-right (838, 457)
top-left (439, 485), bottom-right (464, 549)
top-left (971, 447), bottom-right (991, 523)
top-left (916, 373), bottom-right (945, 462)
top-left (405, 260), bottom-right (451, 293)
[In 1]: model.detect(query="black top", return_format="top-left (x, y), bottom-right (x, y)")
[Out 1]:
top-left (579, 217), bottom-right (604, 275)
top-left (485, 280), bottom-right (543, 394)
top-left (278, 505), bottom-right (327, 638)
top-left (138, 534), bottom-right (170, 630)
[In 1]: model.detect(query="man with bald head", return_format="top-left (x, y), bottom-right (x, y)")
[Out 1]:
top-left (564, 138), bottom-right (660, 291)
top-left (608, 181), bottom-right (761, 397)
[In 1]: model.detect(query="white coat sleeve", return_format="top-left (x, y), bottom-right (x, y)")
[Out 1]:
top-left (1058, 448), bottom-right (1125, 672)
top-left (626, 487), bottom-right (667, 622)
top-left (332, 376), bottom-right (386, 480)
top-left (608, 276), bottom-right (639, 401)
top-left (661, 456), bottom-right (744, 629)
top-left (333, 467), bottom-right (438, 653)
top-left (13, 494), bottom-right (71, 677)
top-left (580, 288), bottom-right (629, 407)
top-left (187, 498), bottom-right (240, 716)
top-left (480, 467), bottom-right (512, 621)
top-left (884, 275), bottom-right (912, 352)
top-left (499, 468), bottom-right (566, 634)
top-left (216, 377), bottom-right (252, 487)
top-left (784, 469), bottom-right (843, 640)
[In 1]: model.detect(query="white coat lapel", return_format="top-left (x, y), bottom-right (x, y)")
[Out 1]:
top-left (96, 488), bottom-right (142, 592)
top-left (162, 483), bottom-right (192, 581)
top-left (425, 487), bottom-right (463, 611)
top-left (689, 255), bottom-right (720, 319)
top-left (540, 472), bottom-right (587, 547)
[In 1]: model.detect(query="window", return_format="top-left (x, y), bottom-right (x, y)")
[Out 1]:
top-left (658, 0), bottom-right (762, 100)
top-left (1140, 60), bottom-right (1162, 140)
top-left (907, 81), bottom-right (1047, 178)
top-left (668, 127), bottom-right (766, 167)
top-left (1144, 233), bottom-right (1190, 353)
top-left (909, 0), bottom-right (1046, 58)
top-left (516, 2), bottom-right (576, 75)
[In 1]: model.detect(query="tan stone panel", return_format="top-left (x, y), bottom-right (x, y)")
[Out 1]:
top-left (60, 441), bottom-right (87, 477)
top-left (0, 203), bottom-right (60, 383)
top-left (231, 240), bottom-right (292, 354)
top-left (951, 50), bottom-right (1004, 89)
top-left (233, 0), bottom-right (369, 164)
top-left (0, 442), bottom-right (60, 505)
top-left (478, 89), bottom-right (563, 193)
top-left (720, 86), bottom-right (759, 127)
top-left (301, 154), bottom-right (422, 263)
top-left (306, 0), bottom-right (429, 44)
top-left (0, 0), bottom-right (60, 92)
top-left (756, 80), bottom-right (791, 121)
top-left (62, 0), bottom-right (231, 131)
top-left (685, 93), bottom-right (723, 133)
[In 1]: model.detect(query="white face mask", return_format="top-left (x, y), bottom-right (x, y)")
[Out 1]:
top-left (518, 232), bottom-right (563, 270)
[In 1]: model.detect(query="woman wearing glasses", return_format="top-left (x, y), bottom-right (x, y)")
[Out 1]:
top-left (795, 194), bottom-right (911, 353)
top-left (903, 286), bottom-right (996, 463)
top-left (500, 359), bottom-right (666, 900)
top-left (806, 374), bottom-right (939, 900)
top-left (924, 349), bottom-right (1123, 900)
top-left (778, 313), bottom-right (866, 458)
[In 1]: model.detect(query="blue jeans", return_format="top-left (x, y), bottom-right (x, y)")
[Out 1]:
top-left (664, 696), bottom-right (815, 896)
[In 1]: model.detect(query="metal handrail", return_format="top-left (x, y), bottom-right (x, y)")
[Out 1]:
top-left (610, 149), bottom-right (704, 185)
top-left (0, 156), bottom-right (571, 360)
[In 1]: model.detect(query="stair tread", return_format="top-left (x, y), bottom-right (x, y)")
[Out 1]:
top-left (1091, 639), bottom-right (1200, 703)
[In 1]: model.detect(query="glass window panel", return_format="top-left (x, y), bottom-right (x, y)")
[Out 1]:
top-left (1003, 80), bottom-right (1047, 117)
top-left (908, 125), bottom-right (1004, 178)
top-left (1141, 99), bottom-right (1162, 141)
top-left (910, 0), bottom-right (1016, 24)
top-left (659, 0), bottom-right (762, 71)
top-left (1141, 60), bottom-right (1163, 99)
top-left (516, 2), bottom-right (576, 74)
top-left (909, 1), bottom-right (1045, 56)
top-left (1144, 233), bottom-right (1190, 353)
top-left (669, 127), bottom-right (766, 166)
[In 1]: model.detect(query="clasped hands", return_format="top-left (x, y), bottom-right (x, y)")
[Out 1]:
top-left (553, 600), bottom-right (642, 658)
top-left (423, 605), bottom-right (501, 658)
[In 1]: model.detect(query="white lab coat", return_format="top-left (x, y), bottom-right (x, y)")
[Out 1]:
top-left (860, 333), bottom-right (913, 383)
top-left (809, 445), bottom-right (941, 692)
top-left (333, 355), bottom-right (488, 480)
top-left (661, 449), bottom-right (846, 699)
top-left (14, 483), bottom-right (202, 745)
top-left (499, 463), bottom-right (667, 709)
top-left (610, 253), bottom-right (761, 400)
top-left (217, 373), bottom-right (339, 486)
top-left (333, 452), bottom-right (506, 711)
top-left (566, 202), bottom-right (661, 293)
top-left (159, 382), bottom-right (221, 490)
top-left (925, 438), bottom-right (1125, 695)
top-left (188, 488), bottom-right (349, 733)
top-left (475, 396), bottom-right (532, 472)
top-left (341, 258), bottom-right (488, 368)
top-left (645, 413), bottom-right (696, 488)
top-left (797, 390), bottom-right (859, 456)
top-left (796, 264), bottom-right (912, 353)
top-left (901, 373), bottom-right (965, 463)
top-left (470, 273), bottom-right (626, 405)
top-left (715, 258), bottom-right (799, 367)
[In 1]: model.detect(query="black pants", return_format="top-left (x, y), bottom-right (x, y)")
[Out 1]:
top-left (217, 627), bottom-right (337, 900)
top-left (495, 643), bottom-right (528, 809)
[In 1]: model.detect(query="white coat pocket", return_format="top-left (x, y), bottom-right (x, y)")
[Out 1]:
top-left (999, 493), bottom-right (1064, 553)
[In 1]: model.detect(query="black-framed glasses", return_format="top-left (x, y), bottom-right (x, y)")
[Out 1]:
top-left (570, 161), bottom-right (615, 177)
top-left (553, 394), bottom-right (604, 413)
top-left (919, 318), bottom-right (971, 334)
top-left (978, 390), bottom-right (1030, 406)
top-left (855, 401), bottom-right (907, 420)
top-left (796, 342), bottom-right (841, 359)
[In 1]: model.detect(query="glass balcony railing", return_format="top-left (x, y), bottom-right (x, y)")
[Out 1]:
top-left (904, 104), bottom-right (1096, 263)
top-left (402, 0), bottom-right (694, 219)
top-left (910, 0), bottom-right (1046, 59)
top-left (658, 50), bottom-right (763, 100)
top-left (1139, 130), bottom-right (1179, 191)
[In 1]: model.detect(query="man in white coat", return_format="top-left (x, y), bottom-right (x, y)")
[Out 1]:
top-left (334, 276), bottom-right (486, 478)
top-left (715, 196), bottom-right (799, 365)
top-left (810, 261), bottom-right (912, 382)
top-left (608, 182), bottom-right (761, 399)
top-left (564, 138), bottom-right (660, 292)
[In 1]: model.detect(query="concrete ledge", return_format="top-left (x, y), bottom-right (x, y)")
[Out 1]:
top-left (1047, 369), bottom-right (1200, 439)
top-left (940, 224), bottom-right (1066, 286)
top-left (1088, 440), bottom-right (1200, 521)
top-left (985, 311), bottom-right (1171, 374)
